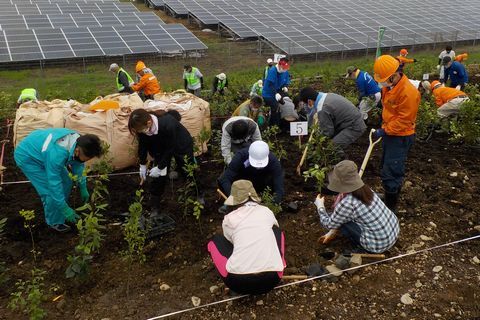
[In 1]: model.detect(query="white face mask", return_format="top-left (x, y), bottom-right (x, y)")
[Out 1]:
top-left (379, 81), bottom-right (393, 88)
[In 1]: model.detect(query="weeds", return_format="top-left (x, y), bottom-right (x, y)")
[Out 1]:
top-left (0, 91), bottom-right (15, 119)
top-left (261, 186), bottom-right (282, 215)
top-left (8, 210), bottom-right (46, 320)
top-left (416, 100), bottom-right (439, 141)
top-left (449, 97), bottom-right (480, 145)
top-left (262, 125), bottom-right (287, 160)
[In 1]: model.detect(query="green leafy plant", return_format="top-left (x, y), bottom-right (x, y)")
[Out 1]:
top-left (208, 129), bottom-right (223, 160)
top-left (416, 99), bottom-right (439, 141)
top-left (9, 210), bottom-right (46, 320)
top-left (262, 125), bottom-right (287, 160)
top-left (449, 98), bottom-right (480, 145)
top-left (178, 156), bottom-right (203, 221)
top-left (261, 186), bottom-right (282, 215)
top-left (66, 146), bottom-right (111, 280)
top-left (303, 164), bottom-right (329, 192)
top-left (0, 91), bottom-right (15, 119)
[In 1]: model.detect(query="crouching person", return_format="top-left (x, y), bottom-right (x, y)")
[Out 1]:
top-left (221, 116), bottom-right (262, 165)
top-left (14, 129), bottom-right (102, 233)
top-left (314, 160), bottom-right (399, 253)
top-left (207, 180), bottom-right (286, 294)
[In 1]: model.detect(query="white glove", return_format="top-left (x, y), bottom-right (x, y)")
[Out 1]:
top-left (139, 165), bottom-right (147, 181)
top-left (149, 166), bottom-right (162, 178)
top-left (282, 87), bottom-right (288, 93)
top-left (275, 93), bottom-right (282, 101)
top-left (455, 85), bottom-right (461, 90)
top-left (436, 65), bottom-right (440, 70)
top-left (314, 195), bottom-right (325, 210)
top-left (159, 167), bottom-right (167, 176)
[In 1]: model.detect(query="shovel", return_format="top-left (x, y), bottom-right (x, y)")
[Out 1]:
top-left (282, 263), bottom-right (326, 280)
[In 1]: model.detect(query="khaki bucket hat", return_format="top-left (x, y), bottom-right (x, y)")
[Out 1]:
top-left (224, 180), bottom-right (261, 206)
top-left (327, 160), bottom-right (364, 193)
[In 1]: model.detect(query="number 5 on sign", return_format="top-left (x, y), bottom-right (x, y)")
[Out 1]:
top-left (290, 122), bottom-right (308, 136)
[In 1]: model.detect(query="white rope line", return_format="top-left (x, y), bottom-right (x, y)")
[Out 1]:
top-left (145, 234), bottom-right (480, 320)
top-left (0, 171), bottom-right (140, 186)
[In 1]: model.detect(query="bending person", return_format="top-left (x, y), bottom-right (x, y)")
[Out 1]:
top-left (221, 116), bottom-right (262, 165)
top-left (208, 180), bottom-right (286, 294)
top-left (314, 160), bottom-right (400, 253)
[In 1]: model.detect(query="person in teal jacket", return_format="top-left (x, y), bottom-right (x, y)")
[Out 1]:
top-left (14, 128), bottom-right (102, 232)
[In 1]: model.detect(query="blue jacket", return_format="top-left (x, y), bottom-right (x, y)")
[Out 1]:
top-left (15, 128), bottom-right (86, 210)
top-left (356, 71), bottom-right (381, 99)
top-left (262, 67), bottom-right (290, 99)
top-left (445, 61), bottom-right (468, 87)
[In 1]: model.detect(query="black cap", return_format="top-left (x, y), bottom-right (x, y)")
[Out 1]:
top-left (442, 56), bottom-right (452, 65)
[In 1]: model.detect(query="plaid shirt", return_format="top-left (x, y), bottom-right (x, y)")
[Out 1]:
top-left (318, 193), bottom-right (400, 253)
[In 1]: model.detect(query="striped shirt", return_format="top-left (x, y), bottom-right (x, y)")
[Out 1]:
top-left (317, 193), bottom-right (400, 253)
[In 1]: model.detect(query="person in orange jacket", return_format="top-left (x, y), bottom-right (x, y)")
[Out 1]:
top-left (424, 80), bottom-right (469, 117)
top-left (373, 55), bottom-right (420, 212)
top-left (455, 53), bottom-right (468, 63)
top-left (396, 48), bottom-right (416, 71)
top-left (131, 61), bottom-right (161, 101)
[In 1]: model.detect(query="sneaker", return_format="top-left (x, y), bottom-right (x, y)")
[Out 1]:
top-left (50, 224), bottom-right (71, 233)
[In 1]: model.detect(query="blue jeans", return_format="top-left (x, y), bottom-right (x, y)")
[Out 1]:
top-left (340, 221), bottom-right (362, 247)
top-left (381, 134), bottom-right (415, 193)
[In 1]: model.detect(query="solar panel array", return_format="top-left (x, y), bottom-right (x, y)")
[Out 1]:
top-left (0, 0), bottom-right (207, 63)
top-left (160, 0), bottom-right (480, 55)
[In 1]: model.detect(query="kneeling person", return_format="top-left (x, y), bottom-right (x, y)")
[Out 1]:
top-left (221, 116), bottom-right (262, 165)
top-left (208, 180), bottom-right (286, 294)
top-left (14, 129), bottom-right (102, 233)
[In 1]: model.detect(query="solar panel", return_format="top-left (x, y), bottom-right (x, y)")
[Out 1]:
top-left (4, 28), bottom-right (44, 61)
top-left (35, 27), bottom-right (75, 59)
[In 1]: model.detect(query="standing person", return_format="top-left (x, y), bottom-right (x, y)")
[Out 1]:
top-left (396, 48), bottom-right (417, 70)
top-left (212, 73), bottom-right (229, 95)
top-left (250, 80), bottom-right (263, 97)
top-left (232, 96), bottom-right (266, 128)
top-left (221, 116), bottom-right (262, 165)
top-left (207, 180), bottom-right (285, 294)
top-left (14, 129), bottom-right (102, 232)
top-left (442, 56), bottom-right (468, 90)
top-left (109, 63), bottom-right (134, 94)
top-left (314, 160), bottom-right (399, 253)
top-left (298, 87), bottom-right (366, 154)
top-left (183, 64), bottom-right (204, 96)
top-left (455, 53), bottom-right (468, 63)
top-left (262, 57), bottom-right (291, 127)
top-left (263, 58), bottom-right (275, 81)
top-left (425, 80), bottom-right (469, 117)
top-left (372, 55), bottom-right (420, 212)
top-left (345, 66), bottom-right (381, 120)
top-left (16, 88), bottom-right (38, 107)
top-left (128, 108), bottom-right (195, 215)
top-left (437, 45), bottom-right (456, 82)
top-left (131, 61), bottom-right (161, 101)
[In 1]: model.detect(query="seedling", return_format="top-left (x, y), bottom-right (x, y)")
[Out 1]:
top-left (262, 125), bottom-right (287, 160)
top-left (261, 186), bottom-right (282, 215)
top-left (178, 155), bottom-right (203, 222)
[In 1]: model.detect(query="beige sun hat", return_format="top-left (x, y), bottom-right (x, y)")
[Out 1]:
top-left (327, 160), bottom-right (364, 193)
top-left (224, 180), bottom-right (261, 206)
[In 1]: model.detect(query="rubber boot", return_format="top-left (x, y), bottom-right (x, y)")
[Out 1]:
top-left (384, 191), bottom-right (399, 212)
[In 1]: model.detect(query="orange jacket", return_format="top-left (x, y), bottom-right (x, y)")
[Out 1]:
top-left (455, 53), bottom-right (468, 62)
top-left (131, 73), bottom-right (161, 96)
top-left (396, 55), bottom-right (415, 64)
top-left (432, 87), bottom-right (467, 107)
top-left (381, 75), bottom-right (420, 136)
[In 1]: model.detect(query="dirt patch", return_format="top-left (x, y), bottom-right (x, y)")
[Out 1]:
top-left (0, 117), bottom-right (479, 319)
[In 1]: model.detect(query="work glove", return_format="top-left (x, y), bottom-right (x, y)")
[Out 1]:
top-left (63, 205), bottom-right (80, 223)
top-left (314, 195), bottom-right (325, 210)
top-left (455, 85), bottom-right (461, 90)
top-left (318, 229), bottom-right (339, 244)
top-left (257, 115), bottom-right (265, 126)
top-left (282, 87), bottom-right (288, 93)
top-left (275, 93), bottom-right (282, 101)
top-left (79, 186), bottom-right (90, 204)
top-left (373, 128), bottom-right (386, 139)
top-left (413, 59), bottom-right (417, 62)
top-left (149, 166), bottom-right (167, 178)
top-left (436, 65), bottom-right (440, 70)
top-left (139, 164), bottom-right (147, 181)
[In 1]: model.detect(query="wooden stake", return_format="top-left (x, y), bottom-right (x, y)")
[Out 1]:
top-left (216, 188), bottom-right (227, 200)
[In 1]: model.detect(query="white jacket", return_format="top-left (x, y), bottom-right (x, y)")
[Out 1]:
top-left (222, 202), bottom-right (284, 274)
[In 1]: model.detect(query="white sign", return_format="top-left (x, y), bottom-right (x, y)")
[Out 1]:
top-left (422, 73), bottom-right (430, 80)
top-left (274, 54), bottom-right (286, 63)
top-left (290, 122), bottom-right (308, 136)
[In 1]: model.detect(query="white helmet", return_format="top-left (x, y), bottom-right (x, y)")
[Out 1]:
top-left (217, 73), bottom-right (226, 80)
top-left (257, 80), bottom-right (263, 87)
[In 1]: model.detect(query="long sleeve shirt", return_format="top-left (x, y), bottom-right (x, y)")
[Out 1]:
top-left (221, 116), bottom-right (261, 165)
top-left (355, 71), bottom-right (381, 100)
top-left (262, 66), bottom-right (290, 99)
top-left (444, 61), bottom-right (468, 87)
top-left (433, 87), bottom-right (467, 106)
top-left (317, 193), bottom-right (400, 253)
top-left (218, 148), bottom-right (284, 203)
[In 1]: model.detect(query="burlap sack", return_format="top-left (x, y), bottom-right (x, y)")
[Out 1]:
top-left (65, 109), bottom-right (137, 170)
top-left (89, 93), bottom-right (144, 110)
top-left (13, 99), bottom-right (82, 146)
top-left (147, 91), bottom-right (211, 153)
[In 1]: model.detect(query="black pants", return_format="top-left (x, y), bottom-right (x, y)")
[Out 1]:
top-left (149, 152), bottom-right (195, 198)
top-left (208, 226), bottom-right (283, 295)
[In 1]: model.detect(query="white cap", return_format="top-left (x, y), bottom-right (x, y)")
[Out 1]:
top-left (257, 79), bottom-right (263, 87)
top-left (109, 63), bottom-right (118, 72)
top-left (217, 73), bottom-right (226, 80)
top-left (248, 141), bottom-right (269, 168)
top-left (267, 58), bottom-right (273, 64)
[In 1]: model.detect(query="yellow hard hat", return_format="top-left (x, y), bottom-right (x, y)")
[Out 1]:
top-left (135, 61), bottom-right (146, 73)
top-left (373, 55), bottom-right (400, 82)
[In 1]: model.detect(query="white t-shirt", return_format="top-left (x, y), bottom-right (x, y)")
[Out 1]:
top-left (222, 202), bottom-right (284, 274)
top-left (438, 50), bottom-right (456, 60)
